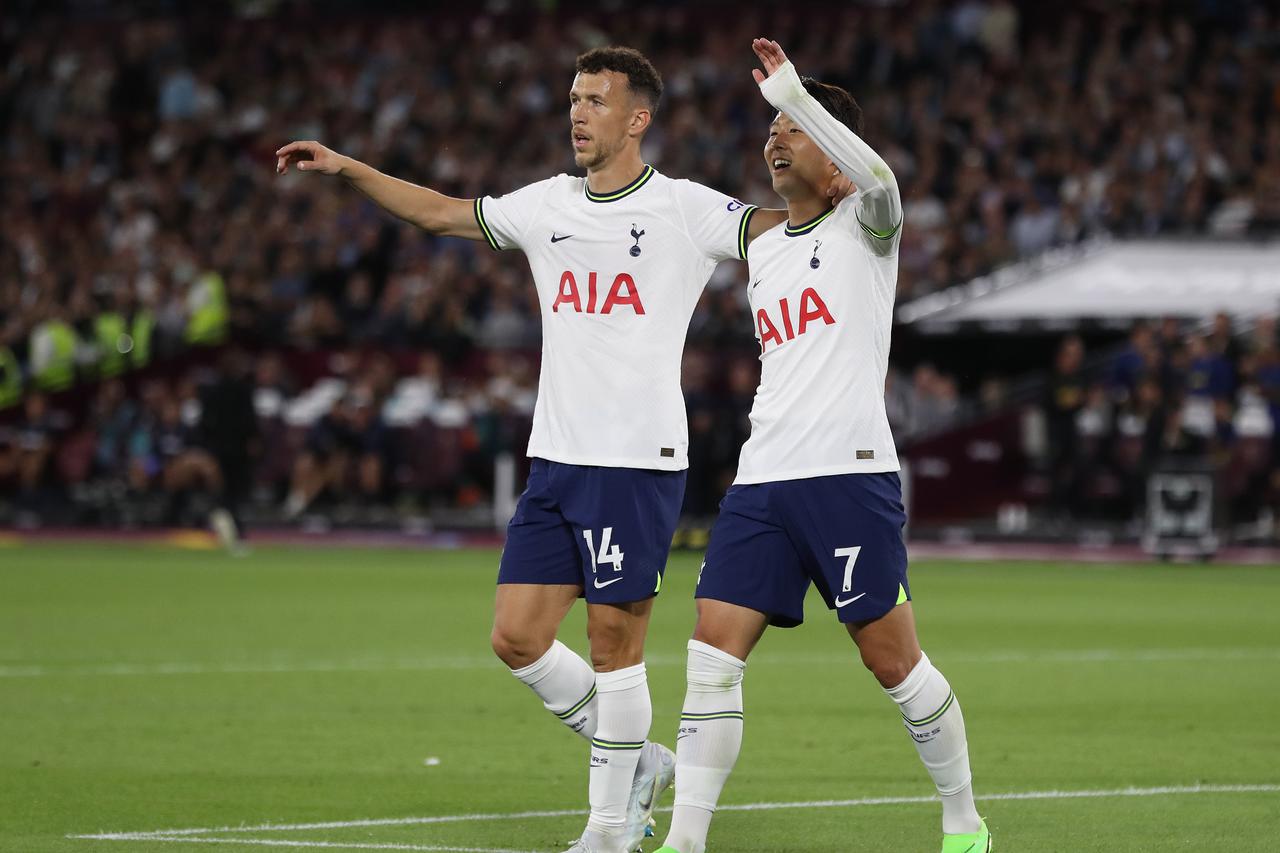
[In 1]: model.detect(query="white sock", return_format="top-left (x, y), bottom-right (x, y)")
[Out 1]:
top-left (664, 640), bottom-right (746, 853)
top-left (587, 663), bottom-right (652, 834)
top-left (884, 651), bottom-right (981, 835)
top-left (510, 640), bottom-right (597, 741)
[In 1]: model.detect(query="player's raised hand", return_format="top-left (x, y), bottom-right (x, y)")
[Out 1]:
top-left (751, 38), bottom-right (791, 84)
top-left (275, 140), bottom-right (346, 176)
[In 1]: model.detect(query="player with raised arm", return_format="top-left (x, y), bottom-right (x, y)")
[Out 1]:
top-left (655, 40), bottom-right (991, 853)
top-left (275, 47), bottom-right (829, 853)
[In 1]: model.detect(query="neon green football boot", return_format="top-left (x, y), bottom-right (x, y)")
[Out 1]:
top-left (653, 848), bottom-right (682, 853)
top-left (941, 819), bottom-right (991, 853)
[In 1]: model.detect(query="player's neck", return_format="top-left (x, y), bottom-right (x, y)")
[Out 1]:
top-left (786, 192), bottom-right (833, 229)
top-left (586, 151), bottom-right (648, 197)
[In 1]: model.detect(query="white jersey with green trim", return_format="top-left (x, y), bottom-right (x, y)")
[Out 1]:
top-left (733, 198), bottom-right (901, 484)
top-left (476, 166), bottom-right (756, 471)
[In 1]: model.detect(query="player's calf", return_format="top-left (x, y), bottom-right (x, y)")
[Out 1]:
top-left (508, 638), bottom-right (599, 741)
top-left (495, 583), bottom-right (597, 739)
top-left (663, 639), bottom-right (748, 853)
top-left (849, 604), bottom-right (983, 836)
top-left (882, 651), bottom-right (983, 837)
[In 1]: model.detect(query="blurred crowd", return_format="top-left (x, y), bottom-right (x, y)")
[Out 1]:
top-left (0, 338), bottom-right (973, 527)
top-left (1042, 314), bottom-right (1279, 525)
top-left (3, 0), bottom-right (1279, 403)
top-left (2, 1), bottom-right (1278, 532)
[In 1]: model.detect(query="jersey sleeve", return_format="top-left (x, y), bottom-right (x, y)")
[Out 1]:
top-left (474, 176), bottom-right (558, 251)
top-left (759, 61), bottom-right (903, 257)
top-left (673, 180), bottom-right (758, 262)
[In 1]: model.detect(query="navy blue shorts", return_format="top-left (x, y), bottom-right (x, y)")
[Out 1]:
top-left (697, 472), bottom-right (909, 627)
top-left (498, 458), bottom-right (687, 604)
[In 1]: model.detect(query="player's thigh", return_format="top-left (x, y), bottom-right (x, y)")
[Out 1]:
top-left (697, 483), bottom-right (810, 629)
top-left (492, 582), bottom-right (581, 666)
top-left (691, 598), bottom-right (770, 662)
top-left (785, 472), bottom-right (910, 626)
top-left (497, 459), bottom-right (586, 589)
top-left (556, 463), bottom-right (686, 606)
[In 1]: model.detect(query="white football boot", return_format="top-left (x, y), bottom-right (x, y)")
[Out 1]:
top-left (562, 743), bottom-right (676, 853)
top-left (624, 741), bottom-right (676, 846)
top-left (560, 828), bottom-right (632, 853)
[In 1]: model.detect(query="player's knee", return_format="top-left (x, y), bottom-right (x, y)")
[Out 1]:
top-left (862, 650), bottom-right (915, 689)
top-left (586, 623), bottom-right (641, 671)
top-left (489, 625), bottom-right (548, 670)
top-left (690, 624), bottom-right (736, 656)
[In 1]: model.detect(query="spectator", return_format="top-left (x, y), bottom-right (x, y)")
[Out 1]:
top-left (90, 379), bottom-right (137, 482)
top-left (12, 393), bottom-right (59, 502)
top-left (1185, 334), bottom-right (1235, 402)
top-left (1108, 322), bottom-right (1156, 399)
top-left (1045, 335), bottom-right (1085, 516)
top-left (199, 350), bottom-right (259, 547)
top-left (151, 394), bottom-right (223, 524)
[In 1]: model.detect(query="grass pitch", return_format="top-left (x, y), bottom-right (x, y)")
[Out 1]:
top-left (2, 543), bottom-right (1278, 852)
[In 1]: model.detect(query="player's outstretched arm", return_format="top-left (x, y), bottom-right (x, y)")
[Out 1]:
top-left (275, 141), bottom-right (483, 240)
top-left (751, 39), bottom-right (902, 252)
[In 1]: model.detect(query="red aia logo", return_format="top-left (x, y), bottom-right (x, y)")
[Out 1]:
top-left (552, 271), bottom-right (646, 315)
top-left (757, 288), bottom-right (835, 353)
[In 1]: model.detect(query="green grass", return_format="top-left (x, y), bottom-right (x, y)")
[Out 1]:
top-left (2, 543), bottom-right (1278, 852)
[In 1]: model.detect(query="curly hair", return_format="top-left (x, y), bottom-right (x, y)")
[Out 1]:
top-left (575, 47), bottom-right (664, 112)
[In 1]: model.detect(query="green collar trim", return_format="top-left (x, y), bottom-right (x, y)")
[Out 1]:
top-left (585, 165), bottom-right (655, 203)
top-left (785, 206), bottom-right (836, 236)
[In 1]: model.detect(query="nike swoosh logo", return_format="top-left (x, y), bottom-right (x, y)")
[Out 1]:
top-left (750, 279), bottom-right (762, 290)
top-left (834, 592), bottom-right (867, 608)
top-left (594, 576), bottom-right (624, 589)
top-left (551, 233), bottom-right (574, 243)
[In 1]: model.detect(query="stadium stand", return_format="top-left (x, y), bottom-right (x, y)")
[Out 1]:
top-left (1, 1), bottom-right (1277, 539)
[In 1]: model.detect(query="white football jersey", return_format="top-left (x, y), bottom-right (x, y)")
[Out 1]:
top-left (476, 166), bottom-right (756, 470)
top-left (733, 199), bottom-right (901, 484)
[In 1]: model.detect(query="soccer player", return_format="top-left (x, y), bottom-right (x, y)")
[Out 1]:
top-left (656, 40), bottom-right (991, 853)
top-left (276, 47), bottom-right (825, 853)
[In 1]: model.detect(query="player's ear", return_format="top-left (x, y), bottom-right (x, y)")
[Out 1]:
top-left (629, 106), bottom-right (652, 138)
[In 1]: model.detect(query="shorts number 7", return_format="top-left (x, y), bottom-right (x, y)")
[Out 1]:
top-left (834, 546), bottom-right (862, 593)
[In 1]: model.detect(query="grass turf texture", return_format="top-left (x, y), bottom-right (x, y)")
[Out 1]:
top-left (1, 544), bottom-right (1278, 852)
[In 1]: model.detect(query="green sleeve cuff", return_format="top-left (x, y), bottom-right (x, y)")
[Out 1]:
top-left (474, 198), bottom-right (501, 251)
top-left (737, 206), bottom-right (758, 260)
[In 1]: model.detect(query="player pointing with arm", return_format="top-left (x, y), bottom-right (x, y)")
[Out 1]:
top-left (278, 48), bottom-right (808, 853)
top-left (656, 40), bottom-right (991, 853)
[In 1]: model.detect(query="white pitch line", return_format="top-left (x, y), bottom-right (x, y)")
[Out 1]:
top-left (0, 658), bottom-right (498, 678)
top-left (74, 810), bottom-right (587, 840)
top-left (13, 647), bottom-right (1280, 679)
top-left (715, 782), bottom-right (1280, 813)
top-left (73, 836), bottom-right (535, 853)
top-left (70, 783), bottom-right (1280, 843)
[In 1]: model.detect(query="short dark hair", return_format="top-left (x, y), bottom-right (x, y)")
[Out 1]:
top-left (800, 77), bottom-right (863, 136)
top-left (575, 47), bottom-right (664, 112)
